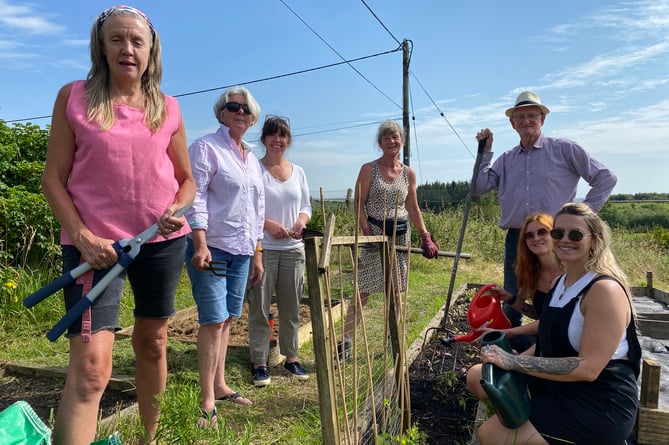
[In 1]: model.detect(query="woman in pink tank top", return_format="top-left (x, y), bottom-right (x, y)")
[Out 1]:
top-left (40, 6), bottom-right (195, 445)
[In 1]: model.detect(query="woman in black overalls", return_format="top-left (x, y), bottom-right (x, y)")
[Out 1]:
top-left (476, 202), bottom-right (641, 445)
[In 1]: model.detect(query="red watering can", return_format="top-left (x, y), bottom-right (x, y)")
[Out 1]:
top-left (441, 284), bottom-right (511, 346)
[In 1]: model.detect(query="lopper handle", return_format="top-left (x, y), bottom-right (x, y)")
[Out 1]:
top-left (23, 262), bottom-right (92, 308)
top-left (46, 295), bottom-right (94, 342)
top-left (45, 263), bottom-right (124, 342)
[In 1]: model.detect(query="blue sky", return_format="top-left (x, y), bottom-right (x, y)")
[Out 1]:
top-left (1, 0), bottom-right (667, 198)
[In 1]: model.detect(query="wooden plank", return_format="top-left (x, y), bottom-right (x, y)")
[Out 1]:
top-left (469, 402), bottom-right (488, 445)
top-left (330, 235), bottom-right (472, 258)
top-left (637, 320), bottom-right (669, 340)
top-left (304, 235), bottom-right (340, 445)
top-left (4, 362), bottom-right (135, 393)
top-left (635, 358), bottom-right (669, 444)
top-left (317, 213), bottom-right (336, 272)
top-left (651, 287), bottom-right (669, 306)
top-left (637, 313), bottom-right (669, 322)
top-left (640, 359), bottom-right (661, 409)
top-left (636, 406), bottom-right (669, 445)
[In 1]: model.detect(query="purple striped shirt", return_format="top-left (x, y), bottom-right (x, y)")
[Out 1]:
top-left (474, 134), bottom-right (616, 229)
top-left (186, 124), bottom-right (265, 255)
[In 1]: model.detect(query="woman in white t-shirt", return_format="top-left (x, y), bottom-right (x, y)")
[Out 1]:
top-left (246, 116), bottom-right (312, 386)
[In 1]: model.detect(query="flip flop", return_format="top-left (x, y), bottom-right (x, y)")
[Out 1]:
top-left (197, 408), bottom-right (217, 429)
top-left (216, 391), bottom-right (254, 406)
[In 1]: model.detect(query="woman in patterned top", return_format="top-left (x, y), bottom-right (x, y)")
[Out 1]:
top-left (336, 120), bottom-right (438, 362)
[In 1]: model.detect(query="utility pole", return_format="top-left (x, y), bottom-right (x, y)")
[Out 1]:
top-left (402, 39), bottom-right (410, 166)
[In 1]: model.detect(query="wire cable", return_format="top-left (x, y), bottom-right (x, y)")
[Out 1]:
top-left (409, 69), bottom-right (474, 159)
top-left (278, 0), bottom-right (401, 109)
top-left (360, 0), bottom-right (401, 45)
top-left (4, 48), bottom-right (400, 124)
top-left (357, 4), bottom-right (473, 161)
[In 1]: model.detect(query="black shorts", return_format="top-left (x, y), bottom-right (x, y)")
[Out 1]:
top-left (62, 236), bottom-right (186, 336)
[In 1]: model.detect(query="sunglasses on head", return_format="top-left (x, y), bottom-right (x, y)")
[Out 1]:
top-left (550, 228), bottom-right (591, 242)
top-left (224, 102), bottom-right (251, 114)
top-left (524, 228), bottom-right (549, 240)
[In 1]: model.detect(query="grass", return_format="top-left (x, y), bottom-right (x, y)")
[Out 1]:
top-left (2, 203), bottom-right (669, 444)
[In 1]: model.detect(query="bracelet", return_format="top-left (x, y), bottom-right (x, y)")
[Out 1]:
top-left (507, 294), bottom-right (517, 305)
top-left (255, 247), bottom-right (263, 252)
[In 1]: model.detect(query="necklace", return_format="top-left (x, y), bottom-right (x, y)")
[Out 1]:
top-left (558, 280), bottom-right (573, 300)
top-left (262, 159), bottom-right (290, 181)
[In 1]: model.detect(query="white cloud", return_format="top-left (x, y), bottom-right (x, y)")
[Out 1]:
top-left (543, 40), bottom-right (669, 90)
top-left (63, 39), bottom-right (89, 47)
top-left (0, 1), bottom-right (65, 34)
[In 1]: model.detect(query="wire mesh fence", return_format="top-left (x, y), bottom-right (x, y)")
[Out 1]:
top-left (304, 215), bottom-right (411, 445)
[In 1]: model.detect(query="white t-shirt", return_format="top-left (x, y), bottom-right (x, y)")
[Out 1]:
top-left (261, 163), bottom-right (312, 251)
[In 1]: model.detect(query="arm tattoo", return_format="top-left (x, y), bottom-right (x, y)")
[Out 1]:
top-left (502, 354), bottom-right (582, 375)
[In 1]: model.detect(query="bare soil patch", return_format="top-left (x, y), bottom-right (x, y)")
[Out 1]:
top-left (0, 364), bottom-right (136, 427)
top-left (409, 295), bottom-right (480, 444)
top-left (167, 302), bottom-right (312, 344)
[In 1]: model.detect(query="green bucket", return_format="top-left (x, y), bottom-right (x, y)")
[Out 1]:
top-left (0, 401), bottom-right (51, 445)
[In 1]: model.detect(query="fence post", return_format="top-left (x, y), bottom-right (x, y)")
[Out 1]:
top-left (304, 235), bottom-right (340, 445)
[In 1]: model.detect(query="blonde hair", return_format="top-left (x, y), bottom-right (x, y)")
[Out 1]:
top-left (85, 7), bottom-right (165, 132)
top-left (554, 202), bottom-right (630, 297)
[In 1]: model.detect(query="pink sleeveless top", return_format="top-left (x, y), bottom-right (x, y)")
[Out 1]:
top-left (61, 80), bottom-right (187, 244)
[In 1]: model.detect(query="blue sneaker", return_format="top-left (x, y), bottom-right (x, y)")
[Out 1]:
top-left (284, 361), bottom-right (309, 381)
top-left (252, 365), bottom-right (271, 387)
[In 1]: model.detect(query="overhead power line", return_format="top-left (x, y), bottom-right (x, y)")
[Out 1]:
top-left (293, 117), bottom-right (400, 137)
top-left (409, 69), bottom-right (474, 159)
top-left (357, 1), bottom-right (474, 160)
top-left (360, 0), bottom-right (401, 45)
top-left (279, 0), bottom-right (401, 109)
top-left (175, 47), bottom-right (400, 99)
top-left (4, 48), bottom-right (400, 124)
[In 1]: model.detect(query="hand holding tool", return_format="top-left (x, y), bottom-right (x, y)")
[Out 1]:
top-left (24, 204), bottom-right (191, 341)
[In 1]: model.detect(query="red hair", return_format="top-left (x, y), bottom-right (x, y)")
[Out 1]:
top-left (515, 212), bottom-right (555, 301)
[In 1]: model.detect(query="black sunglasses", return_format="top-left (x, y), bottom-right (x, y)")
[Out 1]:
top-left (550, 228), bottom-right (591, 242)
top-left (524, 228), bottom-right (549, 240)
top-left (224, 102), bottom-right (251, 114)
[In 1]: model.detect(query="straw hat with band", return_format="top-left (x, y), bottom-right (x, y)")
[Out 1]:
top-left (505, 91), bottom-right (550, 117)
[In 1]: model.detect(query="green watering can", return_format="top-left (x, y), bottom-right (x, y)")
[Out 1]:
top-left (480, 330), bottom-right (531, 429)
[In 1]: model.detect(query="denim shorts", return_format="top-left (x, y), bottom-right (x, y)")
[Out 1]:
top-left (185, 238), bottom-right (250, 325)
top-left (62, 236), bottom-right (186, 336)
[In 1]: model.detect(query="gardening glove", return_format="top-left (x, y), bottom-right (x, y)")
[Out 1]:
top-left (420, 232), bottom-right (438, 259)
top-left (363, 227), bottom-right (372, 236)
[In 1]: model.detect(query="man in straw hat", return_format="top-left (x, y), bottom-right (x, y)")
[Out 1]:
top-left (473, 91), bottom-right (616, 333)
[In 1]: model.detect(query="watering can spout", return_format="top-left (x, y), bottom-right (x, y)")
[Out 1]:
top-left (441, 284), bottom-right (511, 346)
